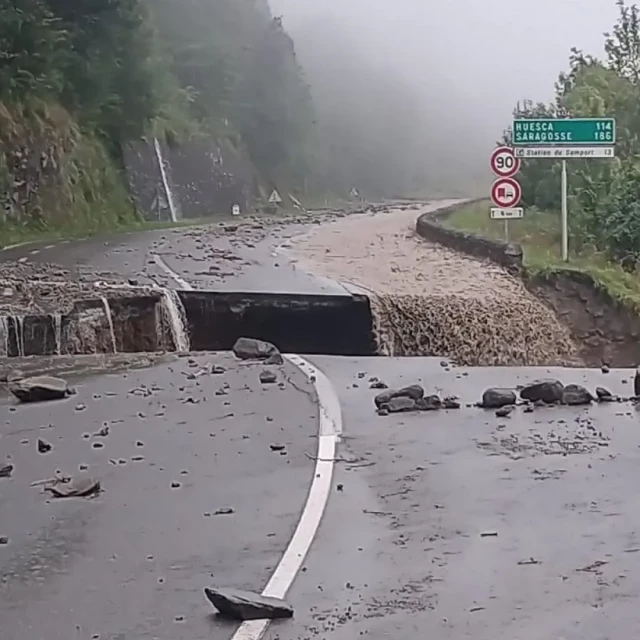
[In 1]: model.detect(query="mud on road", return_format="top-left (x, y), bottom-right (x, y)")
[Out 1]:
top-left (285, 202), bottom-right (580, 367)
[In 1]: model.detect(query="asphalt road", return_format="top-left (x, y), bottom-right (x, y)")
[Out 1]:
top-left (266, 357), bottom-right (640, 640)
top-left (0, 219), bottom-right (351, 295)
top-left (0, 353), bottom-right (319, 640)
top-left (4, 206), bottom-right (640, 639)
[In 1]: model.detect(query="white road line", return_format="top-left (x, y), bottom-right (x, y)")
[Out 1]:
top-left (154, 255), bottom-right (344, 640)
top-left (232, 354), bottom-right (342, 640)
top-left (152, 254), bottom-right (193, 290)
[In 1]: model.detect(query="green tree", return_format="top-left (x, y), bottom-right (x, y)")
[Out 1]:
top-left (509, 0), bottom-right (640, 261)
top-left (0, 0), bottom-right (70, 102)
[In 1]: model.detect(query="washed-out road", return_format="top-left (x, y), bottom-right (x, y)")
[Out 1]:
top-left (2, 201), bottom-right (639, 640)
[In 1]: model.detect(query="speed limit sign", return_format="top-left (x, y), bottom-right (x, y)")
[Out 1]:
top-left (490, 146), bottom-right (521, 178)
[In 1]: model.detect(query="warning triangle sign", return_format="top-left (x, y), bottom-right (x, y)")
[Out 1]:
top-left (268, 190), bottom-right (282, 204)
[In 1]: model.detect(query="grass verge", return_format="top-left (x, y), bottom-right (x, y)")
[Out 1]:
top-left (446, 200), bottom-right (640, 314)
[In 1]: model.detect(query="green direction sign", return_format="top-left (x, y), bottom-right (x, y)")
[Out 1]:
top-left (512, 118), bottom-right (616, 146)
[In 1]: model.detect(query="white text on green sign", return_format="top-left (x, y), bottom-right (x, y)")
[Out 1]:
top-left (512, 118), bottom-right (616, 146)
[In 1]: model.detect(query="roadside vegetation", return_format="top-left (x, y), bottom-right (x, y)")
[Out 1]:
top-left (448, 1), bottom-right (640, 313)
top-left (448, 201), bottom-right (640, 313)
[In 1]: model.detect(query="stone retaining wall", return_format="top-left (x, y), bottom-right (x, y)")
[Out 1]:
top-left (415, 199), bottom-right (524, 273)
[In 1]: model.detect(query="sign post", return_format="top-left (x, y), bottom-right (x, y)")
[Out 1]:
top-left (489, 146), bottom-right (522, 241)
top-left (511, 117), bottom-right (616, 262)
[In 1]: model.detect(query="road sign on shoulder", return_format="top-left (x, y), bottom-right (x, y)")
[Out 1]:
top-left (491, 177), bottom-right (521, 208)
top-left (490, 146), bottom-right (520, 178)
top-left (491, 207), bottom-right (524, 220)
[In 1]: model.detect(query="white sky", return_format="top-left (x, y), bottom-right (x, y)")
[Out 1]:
top-left (270, 0), bottom-right (620, 153)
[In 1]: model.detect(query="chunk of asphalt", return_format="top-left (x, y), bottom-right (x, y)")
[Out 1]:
top-left (204, 587), bottom-right (294, 621)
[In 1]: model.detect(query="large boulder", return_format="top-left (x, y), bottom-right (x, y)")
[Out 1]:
top-left (204, 587), bottom-right (294, 621)
top-left (9, 376), bottom-right (70, 403)
top-left (481, 388), bottom-right (516, 409)
top-left (386, 396), bottom-right (419, 413)
top-left (562, 384), bottom-right (594, 406)
top-left (520, 379), bottom-right (564, 404)
top-left (374, 385), bottom-right (424, 409)
top-left (232, 337), bottom-right (283, 365)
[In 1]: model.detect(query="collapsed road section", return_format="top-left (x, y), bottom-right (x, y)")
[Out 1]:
top-left (3, 200), bottom-right (640, 367)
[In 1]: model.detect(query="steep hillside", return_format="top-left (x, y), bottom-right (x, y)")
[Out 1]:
top-left (0, 0), bottom-right (316, 244)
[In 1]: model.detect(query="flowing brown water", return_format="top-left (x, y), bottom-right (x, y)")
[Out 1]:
top-left (288, 203), bottom-right (580, 366)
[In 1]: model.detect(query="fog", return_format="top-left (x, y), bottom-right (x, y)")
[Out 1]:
top-left (269, 0), bottom-right (619, 195)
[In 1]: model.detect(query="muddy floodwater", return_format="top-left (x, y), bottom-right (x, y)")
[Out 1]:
top-left (286, 203), bottom-right (579, 366)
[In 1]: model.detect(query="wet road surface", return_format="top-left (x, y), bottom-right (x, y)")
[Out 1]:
top-left (264, 357), bottom-right (640, 640)
top-left (4, 204), bottom-right (640, 639)
top-left (0, 353), bottom-right (319, 640)
top-left (0, 220), bottom-right (352, 296)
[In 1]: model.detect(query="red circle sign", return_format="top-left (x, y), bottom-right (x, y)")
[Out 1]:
top-left (490, 146), bottom-right (521, 178)
top-left (491, 177), bottom-right (522, 208)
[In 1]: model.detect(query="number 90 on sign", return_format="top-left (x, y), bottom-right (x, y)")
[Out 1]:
top-left (490, 146), bottom-right (521, 178)
top-left (490, 207), bottom-right (524, 220)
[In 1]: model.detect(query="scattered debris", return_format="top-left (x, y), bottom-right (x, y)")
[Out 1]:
top-left (517, 557), bottom-right (541, 565)
top-left (495, 405), bottom-right (514, 418)
top-left (204, 587), bottom-right (294, 621)
top-left (385, 396), bottom-right (419, 413)
top-left (480, 388), bottom-right (516, 409)
top-left (369, 377), bottom-right (388, 389)
top-left (577, 560), bottom-right (607, 573)
top-left (214, 507), bottom-right (235, 515)
top-left (232, 337), bottom-right (283, 365)
top-left (520, 379), bottom-right (564, 404)
top-left (37, 439), bottom-right (52, 454)
top-left (374, 384), bottom-right (452, 414)
top-left (0, 464), bottom-right (13, 478)
top-left (596, 387), bottom-right (614, 402)
top-left (9, 376), bottom-right (70, 403)
top-left (443, 396), bottom-right (461, 409)
top-left (562, 384), bottom-right (593, 406)
top-left (374, 385), bottom-right (424, 408)
top-left (259, 370), bottom-right (277, 384)
top-left (44, 477), bottom-right (101, 499)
